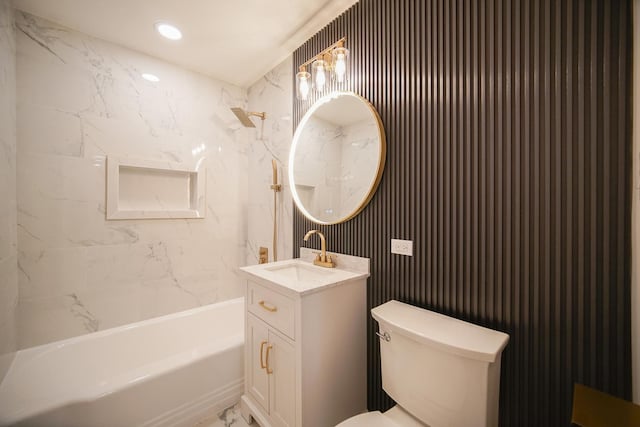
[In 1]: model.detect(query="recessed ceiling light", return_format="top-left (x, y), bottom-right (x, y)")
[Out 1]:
top-left (142, 73), bottom-right (160, 82)
top-left (155, 22), bottom-right (182, 40)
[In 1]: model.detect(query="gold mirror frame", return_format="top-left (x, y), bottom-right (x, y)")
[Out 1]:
top-left (289, 91), bottom-right (386, 225)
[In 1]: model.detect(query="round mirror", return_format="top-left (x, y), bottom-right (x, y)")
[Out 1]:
top-left (289, 92), bottom-right (386, 224)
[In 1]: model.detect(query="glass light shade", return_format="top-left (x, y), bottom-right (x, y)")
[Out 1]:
top-left (332, 46), bottom-right (349, 83)
top-left (296, 70), bottom-right (311, 100)
top-left (312, 59), bottom-right (327, 92)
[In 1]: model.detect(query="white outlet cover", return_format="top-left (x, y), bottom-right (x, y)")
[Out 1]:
top-left (391, 239), bottom-right (413, 256)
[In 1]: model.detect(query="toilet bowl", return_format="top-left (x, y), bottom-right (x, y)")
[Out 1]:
top-left (338, 300), bottom-right (509, 427)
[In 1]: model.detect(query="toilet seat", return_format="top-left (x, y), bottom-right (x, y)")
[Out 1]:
top-left (337, 406), bottom-right (426, 427)
top-left (336, 411), bottom-right (401, 427)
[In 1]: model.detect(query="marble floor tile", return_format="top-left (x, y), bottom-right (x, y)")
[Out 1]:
top-left (193, 402), bottom-right (253, 427)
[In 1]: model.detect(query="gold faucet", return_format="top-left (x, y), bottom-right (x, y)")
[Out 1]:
top-left (303, 230), bottom-right (335, 268)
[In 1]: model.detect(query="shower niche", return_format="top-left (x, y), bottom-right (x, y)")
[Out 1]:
top-left (106, 157), bottom-right (206, 220)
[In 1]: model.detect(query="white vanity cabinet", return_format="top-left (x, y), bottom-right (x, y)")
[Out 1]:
top-left (239, 257), bottom-right (369, 427)
top-left (245, 283), bottom-right (297, 427)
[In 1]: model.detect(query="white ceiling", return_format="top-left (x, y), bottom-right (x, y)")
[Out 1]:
top-left (12, 0), bottom-right (358, 88)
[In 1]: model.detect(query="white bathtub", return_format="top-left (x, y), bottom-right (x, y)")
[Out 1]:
top-left (0, 297), bottom-right (244, 427)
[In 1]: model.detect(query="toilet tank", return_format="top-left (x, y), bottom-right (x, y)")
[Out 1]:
top-left (372, 301), bottom-right (509, 427)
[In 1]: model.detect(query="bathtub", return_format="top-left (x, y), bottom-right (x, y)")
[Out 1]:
top-left (0, 297), bottom-right (244, 427)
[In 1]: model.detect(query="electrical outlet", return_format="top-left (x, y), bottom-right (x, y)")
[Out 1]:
top-left (391, 239), bottom-right (413, 256)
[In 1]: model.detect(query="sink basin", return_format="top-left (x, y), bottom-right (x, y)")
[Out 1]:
top-left (265, 263), bottom-right (336, 282)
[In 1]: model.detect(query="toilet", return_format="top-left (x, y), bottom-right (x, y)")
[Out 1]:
top-left (338, 300), bottom-right (509, 427)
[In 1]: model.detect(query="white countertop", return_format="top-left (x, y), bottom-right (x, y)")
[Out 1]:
top-left (239, 258), bottom-right (369, 297)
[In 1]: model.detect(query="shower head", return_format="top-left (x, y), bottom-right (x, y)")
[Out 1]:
top-left (231, 108), bottom-right (266, 128)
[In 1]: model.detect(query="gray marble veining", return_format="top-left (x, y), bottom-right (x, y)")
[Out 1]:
top-left (67, 293), bottom-right (99, 333)
top-left (0, 0), bottom-right (18, 379)
top-left (14, 11), bottom-right (249, 349)
top-left (192, 402), bottom-right (249, 427)
top-left (245, 56), bottom-right (294, 266)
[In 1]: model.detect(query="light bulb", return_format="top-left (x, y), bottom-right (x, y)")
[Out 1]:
top-left (299, 76), bottom-right (309, 99)
top-left (332, 46), bottom-right (349, 84)
top-left (315, 67), bottom-right (326, 91)
top-left (312, 59), bottom-right (327, 92)
top-left (334, 54), bottom-right (346, 83)
top-left (296, 68), bottom-right (311, 100)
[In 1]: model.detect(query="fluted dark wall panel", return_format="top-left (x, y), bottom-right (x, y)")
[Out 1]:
top-left (292, 1), bottom-right (632, 425)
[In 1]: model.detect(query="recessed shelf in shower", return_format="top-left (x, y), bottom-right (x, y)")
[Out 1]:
top-left (106, 156), bottom-right (206, 220)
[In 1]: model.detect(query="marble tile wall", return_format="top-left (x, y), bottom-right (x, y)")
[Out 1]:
top-left (0, 0), bottom-right (17, 378)
top-left (15, 11), bottom-right (250, 349)
top-left (245, 57), bottom-right (293, 264)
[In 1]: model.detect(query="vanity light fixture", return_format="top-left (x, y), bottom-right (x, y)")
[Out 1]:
top-left (155, 22), bottom-right (182, 40)
top-left (295, 37), bottom-right (349, 101)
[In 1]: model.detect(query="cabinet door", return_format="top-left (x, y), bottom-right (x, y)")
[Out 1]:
top-left (247, 314), bottom-right (269, 411)
top-left (268, 329), bottom-right (296, 427)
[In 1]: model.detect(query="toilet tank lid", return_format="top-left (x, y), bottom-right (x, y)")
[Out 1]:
top-left (371, 300), bottom-right (509, 363)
